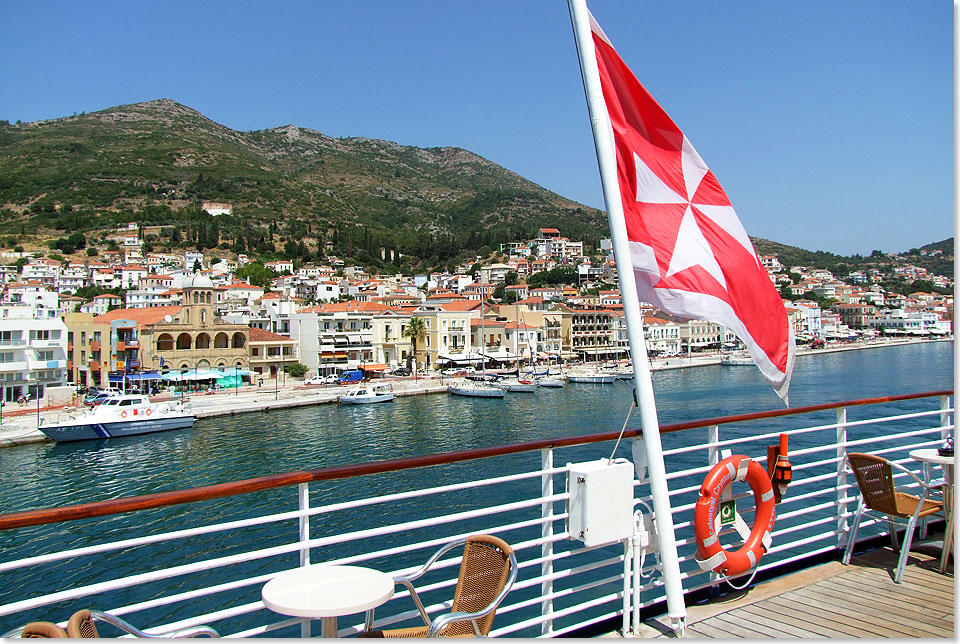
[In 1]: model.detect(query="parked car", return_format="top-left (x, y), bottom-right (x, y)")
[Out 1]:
top-left (391, 367), bottom-right (411, 376)
top-left (83, 391), bottom-right (121, 406)
top-left (305, 376), bottom-right (326, 386)
top-left (337, 370), bottom-right (364, 384)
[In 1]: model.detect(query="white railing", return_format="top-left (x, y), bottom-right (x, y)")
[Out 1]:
top-left (0, 391), bottom-right (951, 638)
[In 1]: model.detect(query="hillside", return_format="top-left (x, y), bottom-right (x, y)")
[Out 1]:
top-left (0, 99), bottom-right (606, 270)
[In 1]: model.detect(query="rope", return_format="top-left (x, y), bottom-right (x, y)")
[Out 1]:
top-left (607, 398), bottom-right (637, 465)
top-left (721, 564), bottom-right (761, 590)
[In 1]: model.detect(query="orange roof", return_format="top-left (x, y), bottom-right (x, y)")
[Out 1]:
top-left (440, 300), bottom-right (482, 312)
top-left (249, 327), bottom-right (293, 342)
top-left (94, 305), bottom-right (183, 326)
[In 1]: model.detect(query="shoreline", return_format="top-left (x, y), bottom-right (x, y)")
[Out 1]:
top-left (0, 336), bottom-right (951, 448)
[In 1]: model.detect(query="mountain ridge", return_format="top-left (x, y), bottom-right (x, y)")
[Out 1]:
top-left (0, 99), bottom-right (953, 275)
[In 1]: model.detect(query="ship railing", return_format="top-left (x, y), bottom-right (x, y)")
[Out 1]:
top-left (0, 390), bottom-right (951, 638)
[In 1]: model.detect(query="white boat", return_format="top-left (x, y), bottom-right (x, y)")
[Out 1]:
top-left (37, 395), bottom-right (194, 443)
top-left (535, 376), bottom-right (565, 388)
top-left (721, 354), bottom-right (754, 366)
top-left (338, 383), bottom-right (395, 405)
top-left (498, 378), bottom-right (537, 393)
top-left (447, 382), bottom-right (506, 398)
top-left (566, 370), bottom-right (617, 384)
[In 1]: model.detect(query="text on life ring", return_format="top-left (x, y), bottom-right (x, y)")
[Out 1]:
top-left (694, 455), bottom-right (775, 577)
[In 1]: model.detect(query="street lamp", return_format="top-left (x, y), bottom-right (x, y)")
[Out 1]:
top-left (33, 380), bottom-right (40, 428)
top-left (275, 368), bottom-right (279, 401)
top-left (235, 363), bottom-right (239, 397)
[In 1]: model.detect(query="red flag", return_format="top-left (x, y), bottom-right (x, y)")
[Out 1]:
top-left (589, 14), bottom-right (795, 402)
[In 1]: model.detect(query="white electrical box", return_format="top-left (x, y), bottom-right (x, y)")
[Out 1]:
top-left (567, 458), bottom-right (635, 547)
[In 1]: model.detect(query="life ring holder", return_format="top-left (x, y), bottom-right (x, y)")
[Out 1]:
top-left (120, 410), bottom-right (128, 419)
top-left (145, 408), bottom-right (152, 417)
top-left (694, 454), bottom-right (776, 588)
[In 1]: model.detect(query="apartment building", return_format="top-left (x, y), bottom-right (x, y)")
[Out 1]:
top-left (0, 305), bottom-right (69, 404)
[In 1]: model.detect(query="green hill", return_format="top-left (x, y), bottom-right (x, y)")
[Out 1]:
top-left (0, 99), bottom-right (607, 270)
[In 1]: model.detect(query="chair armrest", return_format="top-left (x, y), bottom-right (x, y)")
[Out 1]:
top-left (427, 611), bottom-right (484, 638)
top-left (394, 537), bottom-right (469, 585)
top-left (393, 537), bottom-right (472, 626)
top-left (889, 460), bottom-right (939, 491)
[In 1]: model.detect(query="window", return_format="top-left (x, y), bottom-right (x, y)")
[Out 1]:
top-left (0, 352), bottom-right (12, 363)
top-left (30, 330), bottom-right (50, 341)
top-left (36, 350), bottom-right (54, 361)
top-left (93, 331), bottom-right (101, 342)
top-left (81, 351), bottom-right (86, 362)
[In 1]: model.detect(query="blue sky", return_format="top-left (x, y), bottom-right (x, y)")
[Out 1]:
top-left (0, 1), bottom-right (952, 255)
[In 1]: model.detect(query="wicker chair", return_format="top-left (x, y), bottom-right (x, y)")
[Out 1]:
top-left (1, 622), bottom-right (68, 638)
top-left (362, 535), bottom-right (518, 638)
top-left (842, 452), bottom-right (944, 583)
top-left (65, 610), bottom-right (219, 638)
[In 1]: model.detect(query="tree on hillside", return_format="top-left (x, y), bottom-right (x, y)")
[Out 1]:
top-left (235, 262), bottom-right (277, 288)
top-left (527, 266), bottom-right (577, 289)
top-left (402, 317), bottom-right (427, 378)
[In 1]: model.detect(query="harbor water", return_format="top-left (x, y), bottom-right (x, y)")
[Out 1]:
top-left (0, 340), bottom-right (953, 635)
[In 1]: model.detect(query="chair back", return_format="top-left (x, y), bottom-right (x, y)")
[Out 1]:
top-left (847, 452), bottom-right (900, 515)
top-left (66, 610), bottom-right (98, 638)
top-left (448, 535), bottom-right (515, 637)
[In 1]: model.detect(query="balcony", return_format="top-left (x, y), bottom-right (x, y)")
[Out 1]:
top-left (90, 341), bottom-right (101, 352)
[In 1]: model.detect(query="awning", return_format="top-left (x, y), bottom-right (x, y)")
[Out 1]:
top-left (360, 363), bottom-right (389, 371)
top-left (124, 372), bottom-right (164, 381)
top-left (160, 370), bottom-right (225, 381)
top-left (334, 352), bottom-right (348, 358)
top-left (349, 335), bottom-right (363, 344)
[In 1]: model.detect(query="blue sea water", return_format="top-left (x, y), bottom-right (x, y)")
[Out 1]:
top-left (0, 340), bottom-right (952, 635)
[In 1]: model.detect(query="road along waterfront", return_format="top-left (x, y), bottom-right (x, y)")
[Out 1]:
top-left (0, 337), bottom-right (948, 448)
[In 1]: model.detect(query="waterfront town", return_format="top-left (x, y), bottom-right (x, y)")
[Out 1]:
top-left (0, 222), bottom-right (953, 410)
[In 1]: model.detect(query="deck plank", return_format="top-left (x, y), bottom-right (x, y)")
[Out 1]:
top-left (635, 547), bottom-right (953, 639)
top-left (787, 586), bottom-right (947, 638)
top-left (763, 594), bottom-right (885, 638)
top-left (736, 603), bottom-right (829, 638)
top-left (820, 576), bottom-right (954, 619)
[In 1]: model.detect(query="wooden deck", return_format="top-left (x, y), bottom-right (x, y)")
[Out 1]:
top-left (632, 545), bottom-right (954, 638)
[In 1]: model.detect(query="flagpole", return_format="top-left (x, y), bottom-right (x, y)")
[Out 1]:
top-left (567, 0), bottom-right (687, 629)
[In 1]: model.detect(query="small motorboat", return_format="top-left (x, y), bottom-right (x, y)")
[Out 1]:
top-left (720, 354), bottom-right (754, 366)
top-left (37, 395), bottom-right (194, 443)
top-left (338, 383), bottom-right (395, 405)
top-left (566, 370), bottom-right (617, 384)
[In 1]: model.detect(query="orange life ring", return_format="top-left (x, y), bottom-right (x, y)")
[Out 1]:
top-left (120, 410), bottom-right (128, 419)
top-left (694, 454), bottom-right (776, 577)
top-left (145, 408), bottom-right (152, 416)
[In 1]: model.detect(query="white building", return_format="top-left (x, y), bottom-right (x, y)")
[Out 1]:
top-left (0, 305), bottom-right (70, 405)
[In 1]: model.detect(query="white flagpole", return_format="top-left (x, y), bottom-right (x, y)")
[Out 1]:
top-left (567, 0), bottom-right (687, 629)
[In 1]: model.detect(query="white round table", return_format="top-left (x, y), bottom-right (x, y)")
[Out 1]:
top-left (909, 448), bottom-right (954, 573)
top-left (262, 564), bottom-right (395, 637)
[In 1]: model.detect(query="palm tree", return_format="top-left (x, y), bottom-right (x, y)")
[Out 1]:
top-left (402, 317), bottom-right (427, 378)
